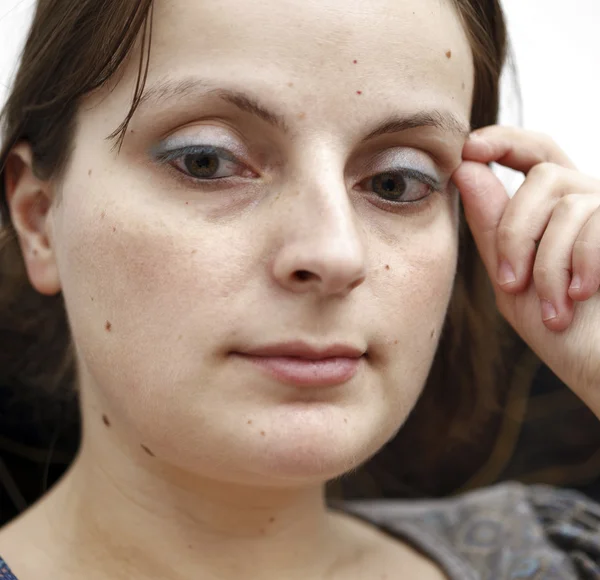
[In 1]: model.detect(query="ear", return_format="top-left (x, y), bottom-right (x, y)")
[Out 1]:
top-left (4, 143), bottom-right (61, 296)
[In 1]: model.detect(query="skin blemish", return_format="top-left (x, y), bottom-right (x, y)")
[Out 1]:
top-left (105, 321), bottom-right (112, 332)
top-left (102, 414), bottom-right (111, 427)
top-left (260, 431), bottom-right (266, 436)
top-left (385, 264), bottom-right (390, 271)
top-left (353, 59), bottom-right (358, 64)
top-left (287, 82), bottom-right (294, 88)
top-left (269, 517), bottom-right (276, 523)
top-left (247, 420), bottom-right (253, 425)
top-left (394, 340), bottom-right (399, 345)
top-left (344, 418), bottom-right (348, 424)
top-left (356, 90), bottom-right (362, 95)
top-left (462, 81), bottom-right (466, 90)
top-left (431, 329), bottom-right (436, 339)
top-left (91, 296), bottom-right (95, 302)
top-left (185, 201), bottom-right (189, 205)
top-left (297, 112), bottom-right (306, 120)
top-left (446, 50), bottom-right (452, 59)
top-left (32, 248), bottom-right (38, 256)
top-left (191, 249), bottom-right (198, 255)
top-left (88, 169), bottom-right (92, 177)
top-left (100, 211), bottom-right (106, 219)
top-left (141, 444), bottom-right (156, 457)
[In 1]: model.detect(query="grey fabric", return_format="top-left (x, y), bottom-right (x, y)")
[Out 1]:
top-left (340, 482), bottom-right (600, 579)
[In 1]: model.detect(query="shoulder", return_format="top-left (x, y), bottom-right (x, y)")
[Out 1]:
top-left (340, 482), bottom-right (600, 578)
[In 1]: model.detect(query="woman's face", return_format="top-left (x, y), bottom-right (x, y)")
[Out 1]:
top-left (47, 0), bottom-right (473, 485)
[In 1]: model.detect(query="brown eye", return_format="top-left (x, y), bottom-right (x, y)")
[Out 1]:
top-left (364, 169), bottom-right (437, 204)
top-left (371, 173), bottom-right (408, 201)
top-left (184, 153), bottom-right (220, 178)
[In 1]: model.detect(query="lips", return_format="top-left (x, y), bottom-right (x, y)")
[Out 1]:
top-left (233, 341), bottom-right (366, 387)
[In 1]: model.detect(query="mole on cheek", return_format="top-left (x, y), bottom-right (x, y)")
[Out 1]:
top-left (353, 59), bottom-right (358, 64)
top-left (260, 431), bottom-right (266, 437)
top-left (105, 321), bottom-right (112, 332)
top-left (445, 50), bottom-right (452, 59)
top-left (356, 90), bottom-right (363, 95)
top-left (112, 227), bottom-right (117, 233)
top-left (385, 264), bottom-right (390, 271)
top-left (102, 414), bottom-right (111, 427)
top-left (141, 444), bottom-right (155, 457)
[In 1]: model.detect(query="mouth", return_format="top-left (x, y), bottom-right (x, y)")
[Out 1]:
top-left (231, 341), bottom-right (367, 387)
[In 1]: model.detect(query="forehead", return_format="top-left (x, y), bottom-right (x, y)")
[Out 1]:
top-left (140, 0), bottom-right (473, 112)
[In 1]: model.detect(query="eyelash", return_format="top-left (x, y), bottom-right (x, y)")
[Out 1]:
top-left (153, 145), bottom-right (442, 206)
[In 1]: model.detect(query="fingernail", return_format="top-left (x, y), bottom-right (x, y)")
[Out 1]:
top-left (570, 274), bottom-right (582, 291)
top-left (497, 260), bottom-right (517, 286)
top-left (541, 300), bottom-right (558, 321)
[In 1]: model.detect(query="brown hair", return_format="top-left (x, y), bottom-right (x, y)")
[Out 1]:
top-left (0, 0), bottom-right (520, 494)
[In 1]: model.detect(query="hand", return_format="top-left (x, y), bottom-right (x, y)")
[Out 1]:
top-left (453, 126), bottom-right (600, 417)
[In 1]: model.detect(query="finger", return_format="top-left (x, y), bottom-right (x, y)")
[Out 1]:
top-left (463, 126), bottom-right (577, 173)
top-left (570, 205), bottom-right (600, 301)
top-left (532, 195), bottom-right (600, 331)
top-left (493, 164), bottom-right (597, 293)
top-left (453, 161), bottom-right (509, 281)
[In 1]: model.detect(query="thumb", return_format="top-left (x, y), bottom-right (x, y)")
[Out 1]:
top-left (453, 161), bottom-right (511, 280)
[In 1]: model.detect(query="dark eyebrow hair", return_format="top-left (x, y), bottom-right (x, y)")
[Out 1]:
top-left (137, 77), bottom-right (470, 139)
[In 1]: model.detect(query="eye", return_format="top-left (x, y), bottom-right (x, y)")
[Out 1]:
top-left (154, 145), bottom-right (254, 180)
top-left (361, 169), bottom-right (440, 204)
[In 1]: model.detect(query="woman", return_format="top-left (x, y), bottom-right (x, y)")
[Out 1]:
top-left (1, 0), bottom-right (600, 578)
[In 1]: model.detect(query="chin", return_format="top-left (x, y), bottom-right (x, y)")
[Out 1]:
top-left (238, 407), bottom-right (392, 485)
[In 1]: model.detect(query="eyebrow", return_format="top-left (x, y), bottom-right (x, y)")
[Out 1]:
top-left (137, 77), bottom-right (471, 140)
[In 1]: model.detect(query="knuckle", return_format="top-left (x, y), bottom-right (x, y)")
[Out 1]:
top-left (496, 223), bottom-right (516, 250)
top-left (528, 161), bottom-right (562, 186)
top-left (532, 263), bottom-right (554, 290)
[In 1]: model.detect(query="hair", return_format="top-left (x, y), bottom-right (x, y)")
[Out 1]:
top-left (0, 0), bottom-right (524, 497)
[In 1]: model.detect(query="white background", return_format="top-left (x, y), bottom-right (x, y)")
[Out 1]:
top-left (1, 0), bottom-right (599, 179)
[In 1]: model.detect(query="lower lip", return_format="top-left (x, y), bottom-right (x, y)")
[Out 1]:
top-left (235, 354), bottom-right (362, 387)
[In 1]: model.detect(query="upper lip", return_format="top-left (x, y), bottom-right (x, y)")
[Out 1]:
top-left (238, 341), bottom-right (366, 360)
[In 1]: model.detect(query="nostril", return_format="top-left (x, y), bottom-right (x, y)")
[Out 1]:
top-left (294, 270), bottom-right (315, 282)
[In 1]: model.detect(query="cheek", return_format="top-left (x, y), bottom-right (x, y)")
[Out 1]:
top-left (53, 178), bottom-right (253, 406)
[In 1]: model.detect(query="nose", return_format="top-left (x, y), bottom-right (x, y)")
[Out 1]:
top-left (271, 177), bottom-right (368, 298)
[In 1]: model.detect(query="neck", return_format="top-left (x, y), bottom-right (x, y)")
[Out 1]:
top-left (36, 433), bottom-right (352, 580)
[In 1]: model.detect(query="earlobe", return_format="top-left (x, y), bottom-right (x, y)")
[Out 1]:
top-left (4, 143), bottom-right (62, 296)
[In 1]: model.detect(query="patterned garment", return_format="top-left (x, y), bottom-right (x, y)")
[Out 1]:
top-left (0, 558), bottom-right (17, 580)
top-left (2, 482), bottom-right (600, 579)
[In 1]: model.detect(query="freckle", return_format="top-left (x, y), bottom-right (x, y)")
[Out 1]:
top-left (431, 329), bottom-right (435, 338)
top-left (446, 50), bottom-right (452, 59)
top-left (356, 90), bottom-right (362, 95)
top-left (112, 226), bottom-right (117, 233)
top-left (188, 545), bottom-right (193, 549)
top-left (260, 431), bottom-right (266, 436)
top-left (141, 444), bottom-right (155, 457)
top-left (102, 414), bottom-right (111, 427)
top-left (344, 418), bottom-right (348, 424)
top-left (385, 264), bottom-right (390, 270)
top-left (248, 420), bottom-right (253, 425)
top-left (260, 528), bottom-right (266, 535)
top-left (297, 112), bottom-right (306, 120)
top-left (105, 321), bottom-right (112, 332)
top-left (91, 296), bottom-right (95, 302)
top-left (353, 59), bottom-right (358, 64)
top-left (269, 517), bottom-right (275, 523)
top-left (130, 129), bottom-right (135, 134)
top-left (100, 211), bottom-right (106, 219)
top-left (394, 340), bottom-right (399, 345)
top-left (178, 334), bottom-right (183, 341)
top-left (287, 82), bottom-right (294, 88)
top-left (88, 169), bottom-right (92, 177)
top-left (191, 249), bottom-right (197, 255)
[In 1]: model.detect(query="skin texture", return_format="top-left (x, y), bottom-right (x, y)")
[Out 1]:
top-left (2, 0), bottom-right (473, 578)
